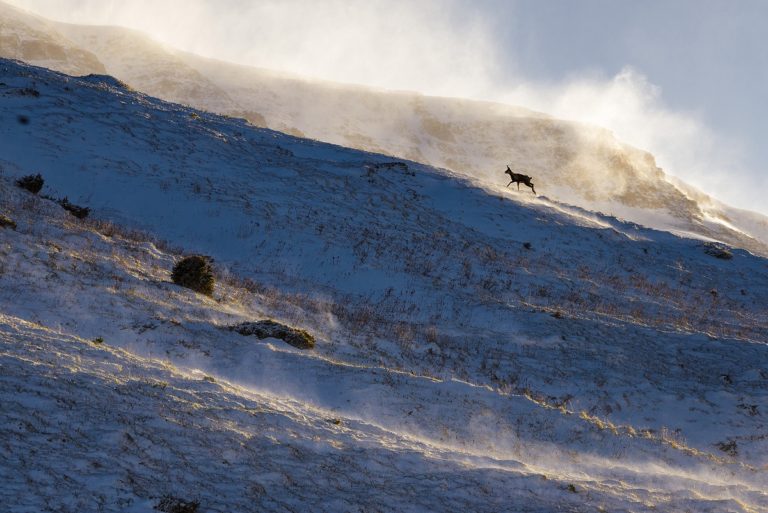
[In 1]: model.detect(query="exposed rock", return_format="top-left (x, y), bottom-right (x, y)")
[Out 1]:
top-left (703, 242), bottom-right (733, 260)
top-left (229, 320), bottom-right (315, 350)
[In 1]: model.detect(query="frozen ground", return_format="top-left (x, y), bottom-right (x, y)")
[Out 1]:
top-left (1, 59), bottom-right (767, 512)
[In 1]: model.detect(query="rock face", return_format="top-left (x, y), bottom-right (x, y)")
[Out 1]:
top-left (230, 320), bottom-right (316, 350)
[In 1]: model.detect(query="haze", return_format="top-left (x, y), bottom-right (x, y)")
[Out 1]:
top-left (8, 0), bottom-right (767, 214)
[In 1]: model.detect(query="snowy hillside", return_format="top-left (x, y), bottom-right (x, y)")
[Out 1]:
top-left (2, 59), bottom-right (768, 512)
top-left (2, 0), bottom-right (767, 257)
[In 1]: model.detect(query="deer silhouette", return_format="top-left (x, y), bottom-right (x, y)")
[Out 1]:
top-left (504, 166), bottom-right (536, 194)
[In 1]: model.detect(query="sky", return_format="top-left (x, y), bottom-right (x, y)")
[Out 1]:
top-left (7, 0), bottom-right (768, 214)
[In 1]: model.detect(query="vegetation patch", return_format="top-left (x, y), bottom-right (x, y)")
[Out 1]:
top-left (15, 87), bottom-right (40, 97)
top-left (0, 214), bottom-right (16, 230)
top-left (364, 161), bottom-right (415, 178)
top-left (15, 173), bottom-right (44, 194)
top-left (715, 439), bottom-right (738, 456)
top-left (229, 320), bottom-right (316, 350)
top-left (155, 496), bottom-right (200, 513)
top-left (81, 74), bottom-right (132, 91)
top-left (13, 174), bottom-right (91, 218)
top-left (172, 255), bottom-right (215, 296)
top-left (39, 193), bottom-right (91, 219)
top-left (56, 197), bottom-right (91, 219)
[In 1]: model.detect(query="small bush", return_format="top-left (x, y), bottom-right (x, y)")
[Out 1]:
top-left (155, 496), bottom-right (199, 513)
top-left (15, 174), bottom-right (44, 194)
top-left (172, 255), bottom-right (215, 296)
top-left (16, 87), bottom-right (40, 97)
top-left (230, 320), bottom-right (315, 349)
top-left (57, 197), bottom-right (91, 219)
top-left (715, 439), bottom-right (738, 456)
top-left (0, 214), bottom-right (16, 230)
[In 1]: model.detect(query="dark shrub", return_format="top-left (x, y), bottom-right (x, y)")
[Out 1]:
top-left (15, 174), bottom-right (44, 194)
top-left (17, 87), bottom-right (40, 97)
top-left (0, 214), bottom-right (16, 230)
top-left (57, 197), bottom-right (91, 219)
top-left (230, 320), bottom-right (315, 349)
top-left (716, 439), bottom-right (738, 456)
top-left (155, 496), bottom-right (199, 513)
top-left (172, 255), bottom-right (215, 296)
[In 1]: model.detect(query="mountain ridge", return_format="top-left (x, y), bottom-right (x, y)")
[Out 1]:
top-left (2, 0), bottom-right (766, 256)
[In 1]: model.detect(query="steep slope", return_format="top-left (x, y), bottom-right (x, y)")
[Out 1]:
top-left (6, 184), bottom-right (766, 513)
top-left (1, 59), bottom-right (768, 511)
top-left (2, 0), bottom-right (766, 256)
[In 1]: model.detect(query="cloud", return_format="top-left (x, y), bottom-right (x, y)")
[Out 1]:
top-left (9, 0), bottom-right (503, 95)
top-left (500, 68), bottom-right (749, 208)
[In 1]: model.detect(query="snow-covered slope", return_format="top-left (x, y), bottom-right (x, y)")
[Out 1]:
top-left (2, 59), bottom-right (768, 512)
top-left (2, 0), bottom-right (767, 256)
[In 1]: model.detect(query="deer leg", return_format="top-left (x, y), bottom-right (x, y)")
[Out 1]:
top-left (517, 182), bottom-right (521, 191)
top-left (506, 180), bottom-right (513, 187)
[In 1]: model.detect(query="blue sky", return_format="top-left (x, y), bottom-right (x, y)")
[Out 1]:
top-left (495, 1), bottom-right (766, 174)
top-left (9, 0), bottom-right (767, 213)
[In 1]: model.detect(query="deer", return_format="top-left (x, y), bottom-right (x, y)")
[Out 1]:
top-left (504, 165), bottom-right (536, 194)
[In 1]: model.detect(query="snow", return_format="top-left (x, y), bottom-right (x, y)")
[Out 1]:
top-left (3, 0), bottom-right (767, 256)
top-left (1, 59), bottom-right (768, 512)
